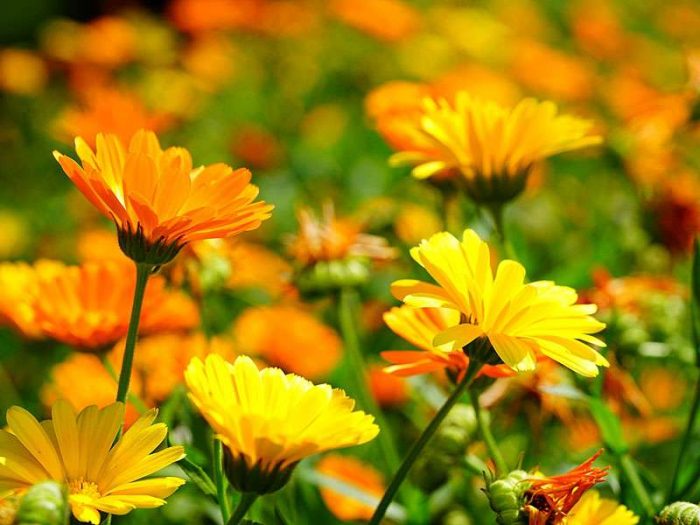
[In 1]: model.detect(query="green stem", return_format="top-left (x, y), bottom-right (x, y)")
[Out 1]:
top-left (368, 361), bottom-right (481, 525)
top-left (338, 287), bottom-right (401, 472)
top-left (115, 263), bottom-right (152, 405)
top-left (214, 440), bottom-right (231, 522)
top-left (485, 203), bottom-right (516, 260)
top-left (620, 453), bottom-right (655, 517)
top-left (101, 355), bottom-right (148, 413)
top-left (227, 493), bottom-right (258, 525)
top-left (469, 389), bottom-right (508, 476)
top-left (668, 374), bottom-right (700, 502)
top-left (0, 363), bottom-right (20, 408)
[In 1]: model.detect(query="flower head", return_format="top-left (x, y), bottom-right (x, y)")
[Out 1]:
top-left (54, 129), bottom-right (273, 264)
top-left (0, 400), bottom-right (185, 524)
top-left (566, 490), bottom-right (638, 525)
top-left (391, 93), bottom-right (601, 203)
top-left (184, 354), bottom-right (379, 494)
top-left (393, 230), bottom-right (608, 376)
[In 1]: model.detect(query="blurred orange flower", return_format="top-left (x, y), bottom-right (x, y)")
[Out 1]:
top-left (230, 124), bottom-right (284, 170)
top-left (54, 129), bottom-right (273, 264)
top-left (368, 364), bottom-right (410, 408)
top-left (329, 0), bottom-right (421, 42)
top-left (316, 454), bottom-right (385, 522)
top-left (0, 49), bottom-right (48, 95)
top-left (232, 304), bottom-right (342, 380)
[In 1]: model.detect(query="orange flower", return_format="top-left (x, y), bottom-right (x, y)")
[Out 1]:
top-left (0, 49), bottom-right (48, 95)
top-left (5, 260), bottom-right (198, 351)
top-left (525, 450), bottom-right (609, 525)
top-left (316, 455), bottom-right (385, 522)
top-left (382, 305), bottom-right (513, 380)
top-left (76, 228), bottom-right (130, 263)
top-left (232, 304), bottom-right (342, 380)
top-left (230, 124), bottom-right (284, 170)
top-left (57, 87), bottom-right (172, 148)
top-left (368, 364), bottom-right (410, 408)
top-left (329, 0), bottom-right (421, 42)
top-left (54, 129), bottom-right (273, 264)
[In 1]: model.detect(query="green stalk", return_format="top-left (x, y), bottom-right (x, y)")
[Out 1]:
top-left (485, 203), bottom-right (516, 260)
top-left (214, 440), bottom-right (232, 522)
top-left (668, 375), bottom-right (700, 502)
top-left (368, 361), bottom-right (481, 525)
top-left (115, 263), bottom-right (152, 405)
top-left (469, 389), bottom-right (508, 476)
top-left (338, 287), bottom-right (401, 472)
top-left (619, 453), bottom-right (655, 517)
top-left (101, 355), bottom-right (148, 413)
top-left (227, 493), bottom-right (258, 525)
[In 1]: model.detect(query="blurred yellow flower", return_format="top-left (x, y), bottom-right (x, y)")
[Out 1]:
top-left (393, 230), bottom-right (608, 376)
top-left (0, 49), bottom-right (48, 95)
top-left (233, 304), bottom-right (342, 380)
top-left (393, 203), bottom-right (442, 245)
top-left (54, 130), bottom-right (273, 264)
top-left (391, 92), bottom-right (601, 202)
top-left (0, 400), bottom-right (185, 524)
top-left (185, 354), bottom-right (379, 493)
top-left (566, 491), bottom-right (638, 525)
top-left (316, 454), bottom-right (385, 522)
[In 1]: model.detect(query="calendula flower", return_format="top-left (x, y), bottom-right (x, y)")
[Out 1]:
top-left (4, 260), bottom-right (198, 351)
top-left (393, 230), bottom-right (608, 377)
top-left (54, 129), bottom-right (273, 265)
top-left (316, 454), bottom-right (385, 522)
top-left (566, 490), bottom-right (639, 525)
top-left (367, 364), bottom-right (410, 408)
top-left (329, 0), bottom-right (421, 42)
top-left (0, 400), bottom-right (185, 524)
top-left (391, 93), bottom-right (601, 203)
top-left (382, 305), bottom-right (512, 380)
top-left (525, 451), bottom-right (609, 525)
top-left (233, 304), bottom-right (342, 380)
top-left (185, 354), bottom-right (379, 494)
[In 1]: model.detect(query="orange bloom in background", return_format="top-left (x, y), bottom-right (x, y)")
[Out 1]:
top-left (6, 260), bottom-right (198, 351)
top-left (382, 305), bottom-right (513, 380)
top-left (568, 0), bottom-right (628, 61)
top-left (316, 454), bottom-right (385, 522)
top-left (232, 304), bottom-right (342, 380)
top-left (329, 0), bottom-right (421, 42)
top-left (431, 65), bottom-right (522, 107)
top-left (76, 228), bottom-right (130, 263)
top-left (226, 241), bottom-right (294, 297)
top-left (288, 203), bottom-right (396, 267)
top-left (393, 203), bottom-right (442, 246)
top-left (0, 49), bottom-right (48, 95)
top-left (650, 172), bottom-right (700, 254)
top-left (181, 33), bottom-right (238, 91)
top-left (54, 130), bottom-right (273, 264)
top-left (368, 364), bottom-right (410, 408)
top-left (57, 87), bottom-right (173, 148)
top-left (525, 450), bottom-right (609, 525)
top-left (230, 124), bottom-right (285, 170)
top-left (639, 367), bottom-right (685, 412)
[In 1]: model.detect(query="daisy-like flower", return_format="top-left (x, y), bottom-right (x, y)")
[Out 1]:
top-left (393, 230), bottom-right (608, 377)
top-left (525, 451), bottom-right (609, 525)
top-left (184, 354), bottom-right (379, 494)
top-left (382, 305), bottom-right (512, 380)
top-left (0, 400), bottom-right (185, 524)
top-left (54, 129), bottom-right (273, 265)
top-left (566, 491), bottom-right (639, 525)
top-left (2, 260), bottom-right (198, 351)
top-left (390, 92), bottom-right (601, 203)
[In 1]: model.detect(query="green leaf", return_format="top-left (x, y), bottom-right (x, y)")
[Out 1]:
top-left (589, 397), bottom-right (628, 455)
top-left (690, 237), bottom-right (700, 367)
top-left (178, 455), bottom-right (217, 497)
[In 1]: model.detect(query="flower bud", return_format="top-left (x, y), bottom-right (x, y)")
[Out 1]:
top-left (656, 502), bottom-right (700, 525)
top-left (485, 470), bottom-right (530, 525)
top-left (16, 481), bottom-right (69, 525)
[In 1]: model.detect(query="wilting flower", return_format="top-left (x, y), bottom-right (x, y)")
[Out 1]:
top-left (566, 490), bottom-right (639, 525)
top-left (0, 400), bottom-right (185, 524)
top-left (382, 305), bottom-right (512, 380)
top-left (316, 454), bottom-right (385, 522)
top-left (54, 129), bottom-right (273, 264)
top-left (390, 93), bottom-right (601, 203)
top-left (393, 230), bottom-right (608, 376)
top-left (185, 354), bottom-right (379, 494)
top-left (525, 451), bottom-right (609, 525)
top-left (233, 305), bottom-right (342, 380)
top-left (2, 260), bottom-right (198, 351)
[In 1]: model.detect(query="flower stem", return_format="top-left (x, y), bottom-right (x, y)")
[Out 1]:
top-left (468, 389), bottom-right (508, 476)
top-left (338, 287), bottom-right (401, 473)
top-left (115, 262), bottom-right (152, 405)
top-left (668, 373), bottom-right (700, 502)
top-left (227, 493), bottom-right (258, 525)
top-left (214, 440), bottom-right (232, 522)
top-left (619, 453), bottom-right (655, 517)
top-left (368, 361), bottom-right (481, 525)
top-left (485, 203), bottom-right (516, 260)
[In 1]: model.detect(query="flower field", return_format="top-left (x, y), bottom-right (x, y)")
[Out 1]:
top-left (1, 1), bottom-right (700, 524)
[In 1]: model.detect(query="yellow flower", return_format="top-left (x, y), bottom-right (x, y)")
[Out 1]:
top-left (0, 400), bottom-right (185, 524)
top-left (184, 354), bottom-right (379, 494)
top-left (54, 129), bottom-right (273, 264)
top-left (565, 491), bottom-right (638, 525)
top-left (391, 92), bottom-right (601, 202)
top-left (393, 230), bottom-right (608, 376)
